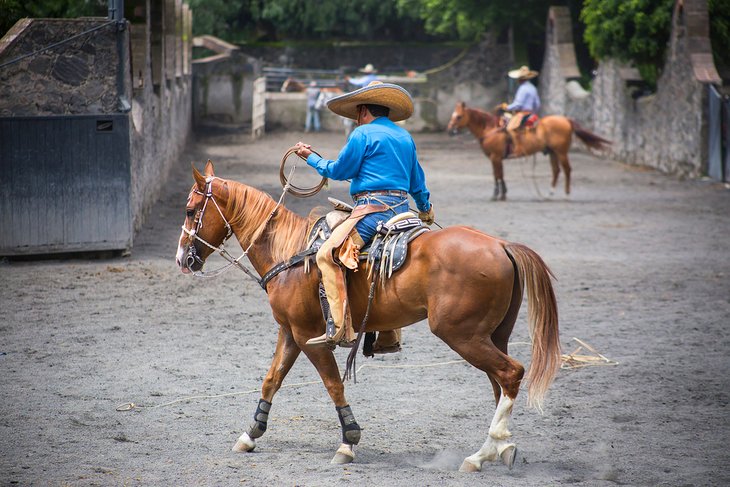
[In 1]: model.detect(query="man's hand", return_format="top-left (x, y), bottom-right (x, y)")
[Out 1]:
top-left (419, 205), bottom-right (435, 225)
top-left (295, 141), bottom-right (313, 159)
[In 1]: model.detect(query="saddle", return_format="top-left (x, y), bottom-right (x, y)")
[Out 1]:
top-left (258, 198), bottom-right (430, 291)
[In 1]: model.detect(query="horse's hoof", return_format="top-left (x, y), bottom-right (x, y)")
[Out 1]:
top-left (459, 459), bottom-right (481, 473)
top-left (331, 443), bottom-right (354, 464)
top-left (500, 445), bottom-right (517, 469)
top-left (232, 432), bottom-right (256, 452)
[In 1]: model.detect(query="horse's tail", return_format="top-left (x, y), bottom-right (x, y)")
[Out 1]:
top-left (570, 119), bottom-right (612, 151)
top-left (504, 243), bottom-right (561, 411)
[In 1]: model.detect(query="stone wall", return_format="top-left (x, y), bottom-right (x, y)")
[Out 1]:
top-left (0, 19), bottom-right (122, 115)
top-left (128, 0), bottom-right (193, 232)
top-left (540, 2), bottom-right (722, 178)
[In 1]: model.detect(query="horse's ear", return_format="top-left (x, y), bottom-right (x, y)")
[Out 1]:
top-left (459, 101), bottom-right (466, 108)
top-left (192, 163), bottom-right (206, 190)
top-left (204, 159), bottom-right (215, 177)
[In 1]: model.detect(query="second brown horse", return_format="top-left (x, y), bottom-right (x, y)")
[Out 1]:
top-left (447, 101), bottom-right (611, 200)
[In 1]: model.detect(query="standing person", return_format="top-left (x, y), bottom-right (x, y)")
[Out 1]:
top-left (305, 81), bottom-right (322, 133)
top-left (342, 64), bottom-right (378, 139)
top-left (500, 65), bottom-right (541, 157)
top-left (294, 81), bottom-right (434, 349)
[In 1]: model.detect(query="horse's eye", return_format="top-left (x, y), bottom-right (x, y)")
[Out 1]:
top-left (186, 209), bottom-right (195, 218)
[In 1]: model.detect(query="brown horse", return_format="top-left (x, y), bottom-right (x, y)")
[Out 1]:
top-left (175, 160), bottom-right (561, 472)
top-left (447, 101), bottom-right (611, 201)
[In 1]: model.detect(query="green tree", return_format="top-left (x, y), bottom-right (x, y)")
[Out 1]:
top-left (580, 0), bottom-right (673, 86)
top-left (1, 0), bottom-right (106, 36)
top-left (709, 0), bottom-right (730, 70)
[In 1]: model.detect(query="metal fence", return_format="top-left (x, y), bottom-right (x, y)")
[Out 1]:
top-left (262, 66), bottom-right (345, 92)
top-left (0, 114), bottom-right (132, 256)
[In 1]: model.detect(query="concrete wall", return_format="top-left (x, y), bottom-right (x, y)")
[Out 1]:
top-left (192, 36), bottom-right (261, 128)
top-left (540, 2), bottom-right (722, 178)
top-left (257, 33), bottom-right (513, 132)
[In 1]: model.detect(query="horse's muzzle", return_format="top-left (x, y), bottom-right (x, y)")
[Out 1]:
top-left (178, 244), bottom-right (204, 273)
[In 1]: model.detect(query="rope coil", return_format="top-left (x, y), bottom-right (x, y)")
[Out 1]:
top-left (279, 146), bottom-right (327, 198)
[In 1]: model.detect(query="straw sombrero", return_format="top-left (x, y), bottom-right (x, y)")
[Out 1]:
top-left (326, 81), bottom-right (414, 122)
top-left (359, 63), bottom-right (377, 74)
top-left (508, 65), bottom-right (539, 80)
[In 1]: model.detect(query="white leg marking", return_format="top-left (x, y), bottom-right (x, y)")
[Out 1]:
top-left (232, 432), bottom-right (256, 452)
top-left (331, 443), bottom-right (355, 464)
top-left (461, 391), bottom-right (517, 472)
top-left (489, 393), bottom-right (514, 440)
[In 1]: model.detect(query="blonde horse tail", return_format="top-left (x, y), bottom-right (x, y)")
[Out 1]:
top-left (569, 119), bottom-right (612, 151)
top-left (504, 243), bottom-right (561, 411)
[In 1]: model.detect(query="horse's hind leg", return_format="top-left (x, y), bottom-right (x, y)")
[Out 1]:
top-left (233, 324), bottom-right (301, 453)
top-left (457, 339), bottom-right (524, 473)
top-left (548, 151), bottom-right (561, 196)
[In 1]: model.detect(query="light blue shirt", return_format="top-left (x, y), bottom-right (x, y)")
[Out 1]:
top-left (348, 73), bottom-right (378, 88)
top-left (306, 117), bottom-right (431, 212)
top-left (507, 81), bottom-right (541, 113)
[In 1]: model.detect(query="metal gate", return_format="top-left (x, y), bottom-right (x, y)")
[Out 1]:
top-left (0, 114), bottom-right (132, 256)
top-left (252, 76), bottom-right (266, 139)
top-left (708, 84), bottom-right (730, 182)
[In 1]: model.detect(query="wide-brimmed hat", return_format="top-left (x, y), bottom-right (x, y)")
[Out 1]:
top-left (359, 63), bottom-right (377, 74)
top-left (508, 65), bottom-right (539, 80)
top-left (326, 81), bottom-right (414, 122)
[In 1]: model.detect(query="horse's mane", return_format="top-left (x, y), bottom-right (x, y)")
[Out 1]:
top-left (467, 106), bottom-right (499, 131)
top-left (224, 180), bottom-right (310, 263)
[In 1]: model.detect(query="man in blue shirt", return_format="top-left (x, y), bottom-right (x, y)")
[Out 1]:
top-left (502, 66), bottom-right (541, 157)
top-left (294, 81), bottom-right (434, 348)
top-left (345, 63), bottom-right (378, 88)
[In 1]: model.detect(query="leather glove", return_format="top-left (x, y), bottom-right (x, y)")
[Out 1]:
top-left (419, 205), bottom-right (435, 225)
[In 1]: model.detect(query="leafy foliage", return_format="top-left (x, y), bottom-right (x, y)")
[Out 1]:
top-left (709, 0), bottom-right (730, 70)
top-left (396, 0), bottom-right (549, 42)
top-left (580, 0), bottom-right (673, 85)
top-left (1, 0), bottom-right (106, 36)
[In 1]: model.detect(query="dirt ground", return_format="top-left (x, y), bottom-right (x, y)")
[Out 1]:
top-left (2, 127), bottom-right (729, 487)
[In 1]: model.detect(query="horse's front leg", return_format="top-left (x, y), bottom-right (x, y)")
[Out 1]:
top-left (232, 324), bottom-right (301, 453)
top-left (489, 156), bottom-right (507, 201)
top-left (301, 344), bottom-right (362, 464)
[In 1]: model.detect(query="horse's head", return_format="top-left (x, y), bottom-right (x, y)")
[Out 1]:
top-left (175, 160), bottom-right (231, 274)
top-left (281, 77), bottom-right (305, 93)
top-left (447, 101), bottom-right (468, 136)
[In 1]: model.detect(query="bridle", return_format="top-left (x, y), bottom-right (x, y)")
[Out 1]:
top-left (181, 173), bottom-right (292, 283)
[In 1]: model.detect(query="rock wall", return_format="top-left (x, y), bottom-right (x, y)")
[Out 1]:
top-left (0, 19), bottom-right (122, 115)
top-left (540, 2), bottom-right (721, 178)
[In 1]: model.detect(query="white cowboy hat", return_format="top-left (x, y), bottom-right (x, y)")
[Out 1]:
top-left (326, 81), bottom-right (414, 122)
top-left (359, 63), bottom-right (377, 74)
top-left (508, 65), bottom-right (539, 80)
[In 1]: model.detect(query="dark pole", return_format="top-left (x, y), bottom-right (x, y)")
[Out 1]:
top-left (108, 0), bottom-right (125, 22)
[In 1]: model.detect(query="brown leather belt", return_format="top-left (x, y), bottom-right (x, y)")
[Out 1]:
top-left (352, 190), bottom-right (407, 200)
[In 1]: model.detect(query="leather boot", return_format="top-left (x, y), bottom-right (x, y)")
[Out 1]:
top-left (307, 243), bottom-right (356, 348)
top-left (372, 329), bottom-right (402, 354)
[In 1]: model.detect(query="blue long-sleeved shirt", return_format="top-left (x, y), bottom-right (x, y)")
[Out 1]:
top-left (507, 81), bottom-right (541, 113)
top-left (306, 117), bottom-right (431, 212)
